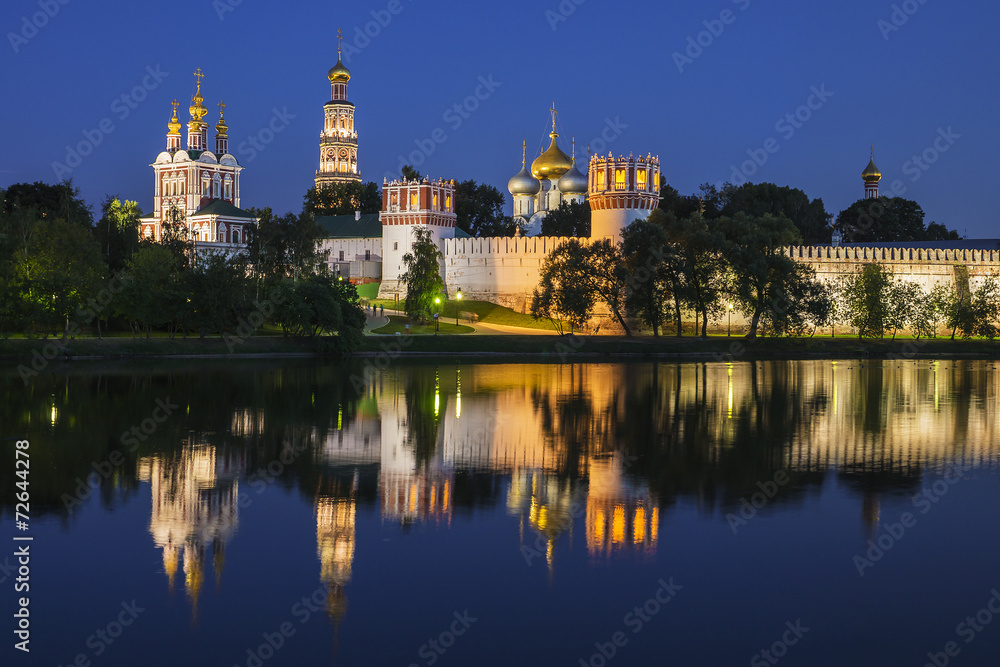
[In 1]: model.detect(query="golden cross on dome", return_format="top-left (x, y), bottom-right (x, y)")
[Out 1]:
top-left (171, 99), bottom-right (178, 114)
top-left (193, 68), bottom-right (204, 88)
top-left (219, 100), bottom-right (226, 115)
top-left (550, 102), bottom-right (558, 131)
top-left (871, 143), bottom-right (875, 158)
top-left (521, 140), bottom-right (526, 166)
top-left (337, 28), bottom-right (343, 57)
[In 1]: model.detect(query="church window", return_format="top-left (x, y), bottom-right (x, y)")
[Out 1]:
top-left (394, 242), bottom-right (398, 250)
top-left (213, 175), bottom-right (221, 199)
top-left (233, 228), bottom-right (241, 244)
top-left (365, 250), bottom-right (371, 261)
top-left (615, 169), bottom-right (627, 188)
top-left (224, 181), bottom-right (232, 200)
top-left (339, 250), bottom-right (345, 261)
top-left (218, 230), bottom-right (226, 242)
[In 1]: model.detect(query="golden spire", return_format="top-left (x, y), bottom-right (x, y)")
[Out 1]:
top-left (571, 136), bottom-right (576, 163)
top-left (167, 99), bottom-right (181, 135)
top-left (531, 104), bottom-right (572, 179)
top-left (549, 102), bottom-right (558, 136)
top-left (338, 27), bottom-right (343, 59)
top-left (189, 68), bottom-right (207, 123)
top-left (521, 140), bottom-right (526, 167)
top-left (215, 100), bottom-right (228, 136)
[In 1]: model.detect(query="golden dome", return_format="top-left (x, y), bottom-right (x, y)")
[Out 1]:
top-left (215, 101), bottom-right (228, 136)
top-left (531, 131), bottom-right (573, 180)
top-left (328, 57), bottom-right (351, 83)
top-left (862, 146), bottom-right (881, 183)
top-left (189, 70), bottom-right (208, 123)
top-left (167, 100), bottom-right (181, 135)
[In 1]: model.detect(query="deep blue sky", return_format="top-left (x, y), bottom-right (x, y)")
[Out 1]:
top-left (2, 0), bottom-right (998, 236)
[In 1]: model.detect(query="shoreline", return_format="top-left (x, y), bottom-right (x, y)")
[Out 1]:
top-left (2, 335), bottom-right (999, 364)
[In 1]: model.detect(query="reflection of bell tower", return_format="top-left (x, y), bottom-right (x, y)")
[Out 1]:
top-left (316, 488), bottom-right (356, 621)
top-left (138, 440), bottom-right (245, 620)
top-left (586, 454), bottom-right (659, 561)
top-left (507, 470), bottom-right (583, 576)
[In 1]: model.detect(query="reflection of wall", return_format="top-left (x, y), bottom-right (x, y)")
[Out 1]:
top-left (317, 492), bottom-right (356, 620)
top-left (137, 439), bottom-right (245, 610)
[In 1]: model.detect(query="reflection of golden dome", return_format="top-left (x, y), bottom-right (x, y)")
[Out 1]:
top-left (531, 131), bottom-right (573, 180)
top-left (167, 100), bottom-right (181, 135)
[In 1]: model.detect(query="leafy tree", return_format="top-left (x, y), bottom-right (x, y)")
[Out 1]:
top-left (530, 239), bottom-right (594, 333)
top-left (95, 196), bottom-right (142, 275)
top-left (272, 274), bottom-right (365, 347)
top-left (304, 182), bottom-right (381, 217)
top-left (584, 239), bottom-right (632, 336)
top-left (941, 271), bottom-right (1000, 339)
top-left (401, 165), bottom-right (422, 181)
top-left (884, 280), bottom-right (923, 340)
top-left (116, 245), bottom-right (181, 338)
top-left (401, 227), bottom-right (444, 322)
top-left (719, 182), bottom-right (831, 245)
top-left (158, 204), bottom-right (194, 269)
top-left (18, 218), bottom-right (105, 339)
top-left (657, 182), bottom-right (701, 221)
top-left (719, 213), bottom-right (803, 338)
top-left (2, 180), bottom-right (93, 227)
top-left (540, 200), bottom-right (591, 237)
top-left (840, 263), bottom-right (892, 338)
top-left (455, 180), bottom-right (513, 237)
top-left (834, 197), bottom-right (960, 243)
top-left (246, 208), bottom-right (325, 290)
top-left (678, 213), bottom-right (726, 337)
top-left (185, 253), bottom-right (253, 338)
top-left (622, 220), bottom-right (674, 336)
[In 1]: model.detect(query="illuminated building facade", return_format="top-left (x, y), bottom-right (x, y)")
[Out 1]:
top-left (140, 69), bottom-right (255, 253)
top-left (315, 30), bottom-right (362, 189)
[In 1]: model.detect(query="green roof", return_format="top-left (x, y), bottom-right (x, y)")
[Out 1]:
top-left (195, 200), bottom-right (256, 219)
top-left (316, 213), bottom-right (383, 239)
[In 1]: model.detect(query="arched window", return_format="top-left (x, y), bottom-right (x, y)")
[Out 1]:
top-left (637, 170), bottom-right (647, 190)
top-left (597, 170), bottom-right (606, 188)
top-left (233, 228), bottom-right (241, 244)
top-left (224, 178), bottom-right (232, 200)
top-left (213, 175), bottom-right (221, 199)
top-left (615, 169), bottom-right (627, 189)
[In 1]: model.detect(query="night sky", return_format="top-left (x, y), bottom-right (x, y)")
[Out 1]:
top-left (2, 0), bottom-right (997, 237)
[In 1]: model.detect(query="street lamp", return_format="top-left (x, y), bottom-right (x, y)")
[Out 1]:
top-left (434, 296), bottom-right (441, 332)
top-left (728, 302), bottom-right (733, 337)
top-left (455, 289), bottom-right (462, 326)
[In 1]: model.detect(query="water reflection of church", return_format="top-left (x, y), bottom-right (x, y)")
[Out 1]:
top-left (137, 361), bottom-right (1000, 618)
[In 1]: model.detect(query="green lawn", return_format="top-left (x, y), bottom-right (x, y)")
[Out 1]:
top-left (370, 298), bottom-right (561, 331)
top-left (355, 282), bottom-right (381, 300)
top-left (370, 316), bottom-right (475, 335)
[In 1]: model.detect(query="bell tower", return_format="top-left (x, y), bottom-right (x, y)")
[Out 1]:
top-left (316, 28), bottom-right (362, 189)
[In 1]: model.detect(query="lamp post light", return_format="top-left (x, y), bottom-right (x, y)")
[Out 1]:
top-left (455, 289), bottom-right (462, 326)
top-left (728, 303), bottom-right (733, 337)
top-left (434, 296), bottom-right (441, 332)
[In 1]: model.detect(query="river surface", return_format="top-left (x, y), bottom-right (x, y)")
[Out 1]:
top-left (2, 359), bottom-right (1000, 666)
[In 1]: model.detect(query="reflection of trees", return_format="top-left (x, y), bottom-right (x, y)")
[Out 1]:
top-left (403, 367), bottom-right (442, 466)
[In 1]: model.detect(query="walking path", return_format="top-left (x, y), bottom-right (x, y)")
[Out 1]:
top-left (362, 308), bottom-right (555, 336)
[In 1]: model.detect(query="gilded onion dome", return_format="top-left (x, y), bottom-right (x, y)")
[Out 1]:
top-left (531, 130), bottom-right (573, 180)
top-left (215, 101), bottom-right (228, 136)
top-left (509, 141), bottom-right (541, 195)
top-left (329, 30), bottom-right (351, 83)
top-left (189, 70), bottom-right (208, 124)
top-left (167, 100), bottom-right (182, 135)
top-left (557, 138), bottom-right (588, 195)
top-left (863, 147), bottom-right (881, 183)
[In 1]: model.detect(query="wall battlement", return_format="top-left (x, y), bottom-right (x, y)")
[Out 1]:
top-left (784, 245), bottom-right (1000, 265)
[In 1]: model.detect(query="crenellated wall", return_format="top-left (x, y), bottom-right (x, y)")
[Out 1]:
top-left (443, 236), bottom-right (577, 312)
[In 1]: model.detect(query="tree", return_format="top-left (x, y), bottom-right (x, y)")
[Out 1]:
top-left (678, 213), bottom-right (726, 337)
top-left (840, 263), bottom-right (892, 338)
top-left (941, 271), bottom-right (1000, 339)
top-left (584, 239), bottom-right (632, 336)
top-left (530, 239), bottom-right (594, 334)
top-left (454, 180), bottom-right (513, 237)
top-left (18, 218), bottom-right (105, 339)
top-left (401, 165), bottom-right (422, 181)
top-left (304, 182), bottom-right (381, 217)
top-left (884, 280), bottom-right (923, 340)
top-left (834, 197), bottom-right (960, 243)
top-left (400, 227), bottom-right (444, 322)
top-left (622, 220), bottom-right (674, 337)
top-left (116, 245), bottom-right (182, 338)
top-left (95, 196), bottom-right (142, 275)
top-left (719, 182), bottom-right (831, 245)
top-left (272, 273), bottom-right (365, 347)
top-left (2, 180), bottom-right (93, 228)
top-left (540, 200), bottom-right (591, 237)
top-left (657, 182), bottom-right (701, 221)
top-left (158, 204), bottom-right (194, 269)
top-left (185, 253), bottom-right (253, 338)
top-left (246, 208), bottom-right (326, 290)
top-left (719, 213), bottom-right (804, 338)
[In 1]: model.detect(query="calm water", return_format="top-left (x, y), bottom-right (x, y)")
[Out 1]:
top-left (3, 359), bottom-right (1000, 666)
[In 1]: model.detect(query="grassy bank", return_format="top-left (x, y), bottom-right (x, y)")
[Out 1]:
top-left (370, 298), bottom-right (560, 331)
top-left (370, 316), bottom-right (475, 335)
top-left (2, 332), bottom-right (998, 362)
